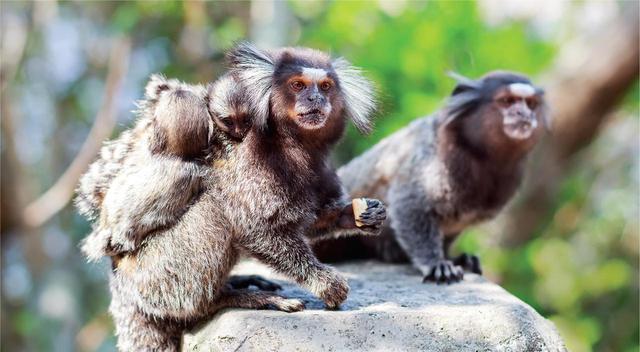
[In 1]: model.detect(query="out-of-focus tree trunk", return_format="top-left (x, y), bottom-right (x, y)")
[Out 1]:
top-left (499, 2), bottom-right (639, 246)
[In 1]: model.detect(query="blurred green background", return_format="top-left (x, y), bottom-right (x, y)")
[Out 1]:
top-left (1, 1), bottom-right (637, 351)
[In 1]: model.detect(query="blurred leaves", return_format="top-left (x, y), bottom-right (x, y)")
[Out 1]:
top-left (295, 1), bottom-right (555, 161)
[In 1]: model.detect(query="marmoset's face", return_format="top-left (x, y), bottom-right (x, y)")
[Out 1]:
top-left (274, 63), bottom-right (343, 130)
top-left (213, 110), bottom-right (252, 141)
top-left (492, 82), bottom-right (545, 141)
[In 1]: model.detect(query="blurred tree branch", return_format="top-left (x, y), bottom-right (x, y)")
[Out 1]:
top-left (499, 2), bottom-right (639, 246)
top-left (21, 36), bottom-right (132, 228)
top-left (0, 11), bottom-right (29, 235)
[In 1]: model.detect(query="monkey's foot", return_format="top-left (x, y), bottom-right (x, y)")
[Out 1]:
top-left (227, 275), bottom-right (282, 291)
top-left (421, 260), bottom-right (464, 284)
top-left (451, 253), bottom-right (482, 275)
top-left (269, 297), bottom-right (305, 313)
top-left (309, 266), bottom-right (350, 310)
top-left (216, 290), bottom-right (304, 313)
top-left (355, 198), bottom-right (387, 231)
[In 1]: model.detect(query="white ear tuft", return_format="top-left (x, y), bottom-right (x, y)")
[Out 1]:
top-left (332, 58), bottom-right (377, 134)
top-left (226, 42), bottom-right (275, 128)
top-left (447, 71), bottom-right (482, 96)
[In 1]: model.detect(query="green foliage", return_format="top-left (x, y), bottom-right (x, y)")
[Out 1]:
top-left (294, 1), bottom-right (555, 162)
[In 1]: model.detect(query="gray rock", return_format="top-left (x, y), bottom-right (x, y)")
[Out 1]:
top-left (183, 261), bottom-right (566, 352)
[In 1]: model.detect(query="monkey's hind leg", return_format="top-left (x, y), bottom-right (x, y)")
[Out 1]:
top-left (226, 275), bottom-right (282, 291)
top-left (110, 293), bottom-right (182, 352)
top-left (212, 288), bottom-right (305, 313)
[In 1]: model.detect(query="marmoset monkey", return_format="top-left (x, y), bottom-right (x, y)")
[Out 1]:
top-left (78, 43), bottom-right (384, 351)
top-left (317, 71), bottom-right (549, 284)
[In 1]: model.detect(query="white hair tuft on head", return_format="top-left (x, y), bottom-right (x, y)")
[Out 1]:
top-left (508, 83), bottom-right (536, 98)
top-left (226, 42), bottom-right (275, 128)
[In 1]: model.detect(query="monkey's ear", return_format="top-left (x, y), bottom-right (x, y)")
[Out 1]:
top-left (144, 74), bottom-right (174, 100)
top-left (447, 71), bottom-right (481, 96)
top-left (539, 97), bottom-right (552, 131)
top-left (332, 58), bottom-right (377, 135)
top-left (226, 42), bottom-right (275, 128)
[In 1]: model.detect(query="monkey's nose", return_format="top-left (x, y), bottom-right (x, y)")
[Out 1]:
top-left (308, 93), bottom-right (323, 102)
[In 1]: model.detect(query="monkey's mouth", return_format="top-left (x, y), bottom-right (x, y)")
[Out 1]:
top-left (503, 118), bottom-right (537, 140)
top-left (297, 109), bottom-right (326, 128)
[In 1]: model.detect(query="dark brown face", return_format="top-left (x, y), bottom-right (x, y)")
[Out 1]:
top-left (492, 83), bottom-right (544, 141)
top-left (213, 111), bottom-right (251, 141)
top-left (444, 72), bottom-right (548, 157)
top-left (276, 67), bottom-right (340, 130)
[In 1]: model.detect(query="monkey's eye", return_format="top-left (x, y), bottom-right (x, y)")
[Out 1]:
top-left (525, 97), bottom-right (538, 110)
top-left (220, 117), bottom-right (233, 127)
top-left (498, 96), bottom-right (516, 106)
top-left (290, 81), bottom-right (305, 92)
top-left (320, 82), bottom-right (332, 91)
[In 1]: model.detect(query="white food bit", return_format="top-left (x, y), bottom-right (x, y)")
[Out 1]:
top-left (352, 198), bottom-right (369, 227)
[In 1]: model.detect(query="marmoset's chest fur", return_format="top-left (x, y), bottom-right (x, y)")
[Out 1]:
top-left (422, 148), bottom-right (524, 237)
top-left (216, 131), bottom-right (332, 233)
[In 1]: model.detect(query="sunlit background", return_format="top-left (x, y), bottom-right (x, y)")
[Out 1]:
top-left (1, 1), bottom-right (638, 351)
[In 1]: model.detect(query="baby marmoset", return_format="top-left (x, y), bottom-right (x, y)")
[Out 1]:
top-left (317, 71), bottom-right (549, 284)
top-left (77, 73), bottom-right (250, 261)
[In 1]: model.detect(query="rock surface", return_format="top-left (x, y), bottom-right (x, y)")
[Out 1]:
top-left (183, 261), bottom-right (566, 352)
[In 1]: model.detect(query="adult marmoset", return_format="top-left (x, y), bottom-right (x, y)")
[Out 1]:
top-left (99, 43), bottom-right (385, 351)
top-left (315, 71), bottom-right (549, 284)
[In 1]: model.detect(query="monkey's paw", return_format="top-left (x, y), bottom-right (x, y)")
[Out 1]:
top-left (270, 297), bottom-right (305, 313)
top-left (311, 266), bottom-right (350, 310)
top-left (451, 253), bottom-right (482, 275)
top-left (80, 229), bottom-right (111, 262)
top-left (421, 260), bottom-right (464, 284)
top-left (227, 275), bottom-right (282, 291)
top-left (355, 198), bottom-right (387, 231)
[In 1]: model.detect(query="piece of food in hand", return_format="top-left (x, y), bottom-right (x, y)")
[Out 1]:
top-left (352, 198), bottom-right (369, 227)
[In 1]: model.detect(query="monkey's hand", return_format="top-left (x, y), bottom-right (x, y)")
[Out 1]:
top-left (352, 198), bottom-right (386, 233)
top-left (106, 226), bottom-right (139, 254)
top-left (80, 229), bottom-right (111, 262)
top-left (420, 259), bottom-right (464, 285)
top-left (308, 265), bottom-right (349, 310)
top-left (79, 226), bottom-right (137, 262)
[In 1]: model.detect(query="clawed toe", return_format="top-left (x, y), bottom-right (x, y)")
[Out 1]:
top-left (422, 260), bottom-right (464, 284)
top-left (451, 253), bottom-right (482, 275)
